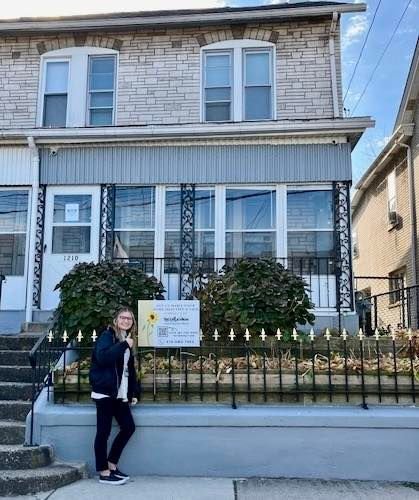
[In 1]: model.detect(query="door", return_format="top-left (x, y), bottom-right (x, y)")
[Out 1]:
top-left (41, 186), bottom-right (100, 310)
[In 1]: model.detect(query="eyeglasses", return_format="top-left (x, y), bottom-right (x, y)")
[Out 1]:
top-left (119, 316), bottom-right (133, 321)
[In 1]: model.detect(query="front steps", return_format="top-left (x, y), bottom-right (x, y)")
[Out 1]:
top-left (0, 332), bottom-right (87, 496)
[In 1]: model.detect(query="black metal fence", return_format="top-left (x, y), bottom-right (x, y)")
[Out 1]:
top-left (27, 327), bottom-right (419, 444)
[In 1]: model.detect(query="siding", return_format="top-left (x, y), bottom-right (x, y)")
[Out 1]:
top-left (0, 147), bottom-right (32, 185)
top-left (40, 143), bottom-right (352, 185)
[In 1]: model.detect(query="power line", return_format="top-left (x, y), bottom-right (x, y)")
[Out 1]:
top-left (343, 0), bottom-right (383, 104)
top-left (350, 0), bottom-right (414, 116)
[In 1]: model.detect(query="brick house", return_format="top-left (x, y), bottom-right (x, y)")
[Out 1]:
top-left (0, 1), bottom-right (372, 333)
top-left (352, 39), bottom-right (419, 330)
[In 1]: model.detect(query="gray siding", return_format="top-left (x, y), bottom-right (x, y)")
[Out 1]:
top-left (40, 143), bottom-right (352, 185)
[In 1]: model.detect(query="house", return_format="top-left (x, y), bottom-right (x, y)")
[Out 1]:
top-left (0, 1), bottom-right (373, 334)
top-left (352, 38), bottom-right (419, 331)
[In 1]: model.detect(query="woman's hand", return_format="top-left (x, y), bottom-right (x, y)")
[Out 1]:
top-left (131, 398), bottom-right (138, 405)
top-left (126, 334), bottom-right (134, 349)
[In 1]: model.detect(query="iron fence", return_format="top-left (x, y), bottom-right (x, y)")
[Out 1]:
top-left (27, 327), bottom-right (419, 444)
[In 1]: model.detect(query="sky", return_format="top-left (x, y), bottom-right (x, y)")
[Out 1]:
top-left (1, 0), bottom-right (418, 184)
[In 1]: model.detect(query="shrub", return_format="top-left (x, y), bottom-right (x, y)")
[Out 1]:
top-left (196, 258), bottom-right (315, 339)
top-left (53, 261), bottom-right (165, 335)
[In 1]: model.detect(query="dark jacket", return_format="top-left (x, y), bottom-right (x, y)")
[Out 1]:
top-left (89, 327), bottom-right (140, 401)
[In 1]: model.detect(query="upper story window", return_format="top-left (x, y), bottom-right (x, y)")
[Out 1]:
top-left (39, 47), bottom-right (117, 128)
top-left (202, 40), bottom-right (275, 123)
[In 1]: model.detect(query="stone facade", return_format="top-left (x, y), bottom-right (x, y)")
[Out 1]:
top-left (0, 18), bottom-right (341, 129)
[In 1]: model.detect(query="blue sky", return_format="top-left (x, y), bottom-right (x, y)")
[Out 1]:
top-left (2, 0), bottom-right (418, 183)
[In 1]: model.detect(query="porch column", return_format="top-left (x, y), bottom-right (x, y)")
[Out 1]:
top-left (99, 184), bottom-right (115, 262)
top-left (32, 186), bottom-right (46, 310)
top-left (179, 184), bottom-right (195, 299)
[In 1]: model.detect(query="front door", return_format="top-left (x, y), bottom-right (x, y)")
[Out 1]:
top-left (41, 186), bottom-right (100, 310)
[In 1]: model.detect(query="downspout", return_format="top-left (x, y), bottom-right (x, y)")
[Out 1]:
top-left (397, 140), bottom-right (417, 288)
top-left (329, 12), bottom-right (339, 118)
top-left (25, 136), bottom-right (39, 324)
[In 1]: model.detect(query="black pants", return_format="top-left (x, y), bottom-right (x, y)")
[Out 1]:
top-left (94, 398), bottom-right (136, 472)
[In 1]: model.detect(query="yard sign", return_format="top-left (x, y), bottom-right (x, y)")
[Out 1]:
top-left (138, 300), bottom-right (200, 347)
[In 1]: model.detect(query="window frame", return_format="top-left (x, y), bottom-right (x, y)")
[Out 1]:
top-left (37, 47), bottom-right (118, 128)
top-left (201, 39), bottom-right (276, 123)
top-left (40, 57), bottom-right (70, 128)
top-left (87, 54), bottom-right (117, 127)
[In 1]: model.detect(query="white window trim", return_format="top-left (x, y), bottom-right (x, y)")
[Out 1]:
top-left (37, 46), bottom-right (119, 128)
top-left (200, 39), bottom-right (276, 123)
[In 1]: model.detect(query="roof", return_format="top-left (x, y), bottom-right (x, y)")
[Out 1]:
top-left (394, 37), bottom-right (419, 130)
top-left (0, 2), bottom-right (366, 34)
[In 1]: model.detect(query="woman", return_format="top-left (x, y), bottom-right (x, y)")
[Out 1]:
top-left (89, 308), bottom-right (140, 485)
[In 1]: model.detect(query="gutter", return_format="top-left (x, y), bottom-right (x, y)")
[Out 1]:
top-left (0, 4), bottom-right (367, 34)
top-left (329, 12), bottom-right (340, 118)
top-left (25, 137), bottom-right (39, 325)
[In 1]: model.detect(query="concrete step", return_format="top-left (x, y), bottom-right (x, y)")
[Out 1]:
top-left (21, 322), bottom-right (49, 333)
top-left (0, 444), bottom-right (53, 470)
top-left (0, 350), bottom-right (31, 366)
top-left (0, 420), bottom-right (26, 445)
top-left (0, 462), bottom-right (87, 496)
top-left (0, 400), bottom-right (31, 422)
top-left (0, 382), bottom-right (32, 401)
top-left (0, 365), bottom-right (33, 383)
top-left (0, 335), bottom-right (41, 351)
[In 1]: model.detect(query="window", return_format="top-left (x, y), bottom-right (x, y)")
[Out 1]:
top-left (43, 61), bottom-right (69, 127)
top-left (164, 188), bottom-right (215, 272)
top-left (39, 47), bottom-right (117, 128)
top-left (387, 170), bottom-right (398, 225)
top-left (226, 188), bottom-right (276, 260)
top-left (389, 269), bottom-right (406, 305)
top-left (287, 189), bottom-right (334, 274)
top-left (0, 190), bottom-right (29, 276)
top-left (352, 231), bottom-right (359, 258)
top-left (202, 40), bottom-right (275, 122)
top-left (52, 195), bottom-right (91, 254)
top-left (113, 187), bottom-right (155, 272)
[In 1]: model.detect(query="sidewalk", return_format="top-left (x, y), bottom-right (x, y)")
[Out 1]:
top-left (3, 477), bottom-right (419, 500)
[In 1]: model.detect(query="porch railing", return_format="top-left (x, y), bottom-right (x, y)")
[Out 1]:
top-left (112, 256), bottom-right (339, 309)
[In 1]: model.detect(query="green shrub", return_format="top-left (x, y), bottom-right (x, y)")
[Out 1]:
top-left (53, 261), bottom-right (165, 335)
top-left (196, 258), bottom-right (315, 339)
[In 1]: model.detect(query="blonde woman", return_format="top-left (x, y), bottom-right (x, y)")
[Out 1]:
top-left (89, 308), bottom-right (139, 485)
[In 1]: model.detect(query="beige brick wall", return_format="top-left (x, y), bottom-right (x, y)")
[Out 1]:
top-left (0, 18), bottom-right (340, 129)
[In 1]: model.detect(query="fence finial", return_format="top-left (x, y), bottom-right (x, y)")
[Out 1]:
top-left (341, 328), bottom-right (348, 340)
top-left (276, 328), bottom-right (282, 341)
top-left (200, 329), bottom-right (204, 341)
top-left (390, 326), bottom-right (396, 341)
top-left (47, 330), bottom-right (54, 343)
top-left (213, 329), bottom-right (220, 342)
top-left (91, 329), bottom-right (98, 342)
top-left (325, 328), bottom-right (331, 341)
top-left (408, 328), bottom-right (413, 341)
top-left (244, 328), bottom-right (251, 342)
top-left (77, 330), bottom-right (83, 343)
top-left (309, 328), bottom-right (315, 341)
top-left (260, 328), bottom-right (267, 342)
top-left (374, 328), bottom-right (380, 341)
top-left (292, 328), bottom-right (298, 341)
top-left (62, 330), bottom-right (69, 342)
top-left (229, 328), bottom-right (236, 341)
top-left (358, 328), bottom-right (364, 341)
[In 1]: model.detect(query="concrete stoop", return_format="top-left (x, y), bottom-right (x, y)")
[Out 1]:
top-left (0, 332), bottom-right (87, 496)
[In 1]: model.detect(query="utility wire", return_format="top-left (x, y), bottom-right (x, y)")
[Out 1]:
top-left (350, 0), bottom-right (413, 116)
top-left (343, 0), bottom-right (383, 104)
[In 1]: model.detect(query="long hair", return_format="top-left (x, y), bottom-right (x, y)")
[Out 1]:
top-left (112, 308), bottom-right (138, 366)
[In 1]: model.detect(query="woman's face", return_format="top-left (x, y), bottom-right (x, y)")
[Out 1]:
top-left (116, 311), bottom-right (134, 332)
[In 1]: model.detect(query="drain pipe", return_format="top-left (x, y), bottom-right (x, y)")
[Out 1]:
top-left (25, 137), bottom-right (40, 325)
top-left (329, 11), bottom-right (339, 118)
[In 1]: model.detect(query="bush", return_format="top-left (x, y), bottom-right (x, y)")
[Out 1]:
top-left (53, 261), bottom-right (165, 335)
top-left (196, 258), bottom-right (315, 339)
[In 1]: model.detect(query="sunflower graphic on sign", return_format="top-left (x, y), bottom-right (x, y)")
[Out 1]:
top-left (138, 301), bottom-right (159, 346)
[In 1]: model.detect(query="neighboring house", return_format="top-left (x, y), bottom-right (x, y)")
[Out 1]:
top-left (0, 1), bottom-right (372, 333)
top-left (352, 38), bottom-right (419, 330)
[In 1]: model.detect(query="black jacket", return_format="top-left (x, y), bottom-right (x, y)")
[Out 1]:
top-left (89, 327), bottom-right (140, 401)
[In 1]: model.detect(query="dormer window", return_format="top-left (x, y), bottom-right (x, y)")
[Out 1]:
top-left (39, 47), bottom-right (117, 128)
top-left (202, 40), bottom-right (275, 123)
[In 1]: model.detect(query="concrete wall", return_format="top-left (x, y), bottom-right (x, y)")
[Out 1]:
top-left (0, 17), bottom-right (340, 129)
top-left (27, 389), bottom-right (419, 481)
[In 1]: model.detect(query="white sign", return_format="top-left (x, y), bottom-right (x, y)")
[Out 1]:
top-left (65, 203), bottom-right (79, 222)
top-left (138, 300), bottom-right (200, 347)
